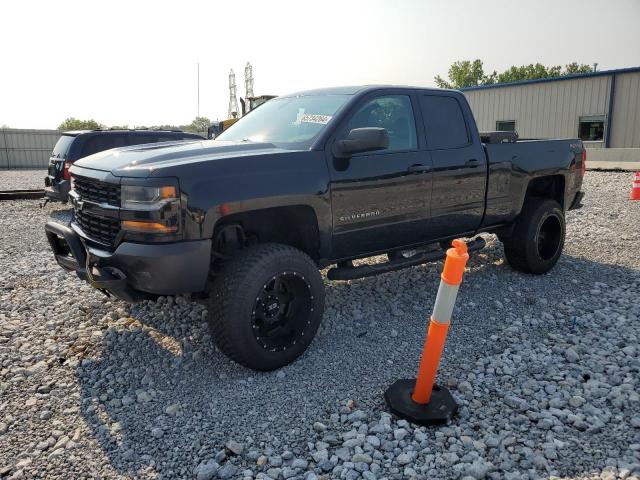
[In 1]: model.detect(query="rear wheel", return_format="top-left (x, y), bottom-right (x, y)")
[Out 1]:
top-left (503, 197), bottom-right (565, 274)
top-left (207, 243), bottom-right (324, 370)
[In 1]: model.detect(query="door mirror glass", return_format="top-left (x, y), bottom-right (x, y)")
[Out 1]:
top-left (333, 127), bottom-right (389, 158)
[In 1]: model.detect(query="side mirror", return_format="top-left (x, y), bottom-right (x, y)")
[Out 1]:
top-left (333, 127), bottom-right (389, 159)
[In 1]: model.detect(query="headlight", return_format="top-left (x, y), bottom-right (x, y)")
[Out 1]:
top-left (121, 185), bottom-right (177, 210)
top-left (120, 184), bottom-right (180, 235)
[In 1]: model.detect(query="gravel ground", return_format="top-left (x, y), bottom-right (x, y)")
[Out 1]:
top-left (0, 169), bottom-right (47, 191)
top-left (0, 171), bottom-right (638, 480)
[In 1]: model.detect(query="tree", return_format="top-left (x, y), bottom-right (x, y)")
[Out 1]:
top-left (564, 62), bottom-right (593, 75)
top-left (58, 117), bottom-right (105, 131)
top-left (434, 60), bottom-right (495, 89)
top-left (181, 116), bottom-right (211, 133)
top-left (435, 60), bottom-right (595, 88)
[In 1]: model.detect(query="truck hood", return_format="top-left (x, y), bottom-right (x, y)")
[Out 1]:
top-left (72, 139), bottom-right (292, 178)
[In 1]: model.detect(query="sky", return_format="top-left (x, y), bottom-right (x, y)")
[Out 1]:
top-left (1, 0), bottom-right (639, 129)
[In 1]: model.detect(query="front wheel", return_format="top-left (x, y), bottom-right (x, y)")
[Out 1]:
top-left (503, 197), bottom-right (565, 274)
top-left (207, 243), bottom-right (325, 371)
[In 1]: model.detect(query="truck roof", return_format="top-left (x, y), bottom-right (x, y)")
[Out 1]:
top-left (283, 85), bottom-right (459, 97)
top-left (62, 129), bottom-right (195, 136)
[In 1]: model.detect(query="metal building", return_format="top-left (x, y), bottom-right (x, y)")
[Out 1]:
top-left (1, 129), bottom-right (60, 169)
top-left (462, 66), bottom-right (640, 149)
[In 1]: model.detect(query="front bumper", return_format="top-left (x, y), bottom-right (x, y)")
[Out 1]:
top-left (44, 179), bottom-right (70, 202)
top-left (45, 221), bottom-right (211, 302)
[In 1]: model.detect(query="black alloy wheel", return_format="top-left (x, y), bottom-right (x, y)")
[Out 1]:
top-left (207, 243), bottom-right (325, 371)
top-left (502, 197), bottom-right (566, 274)
top-left (251, 272), bottom-right (314, 352)
top-left (536, 213), bottom-right (562, 261)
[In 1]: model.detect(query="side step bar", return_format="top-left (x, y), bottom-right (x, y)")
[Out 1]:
top-left (327, 237), bottom-right (486, 281)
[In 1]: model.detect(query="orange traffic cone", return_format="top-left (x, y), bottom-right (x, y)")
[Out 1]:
top-left (384, 239), bottom-right (472, 426)
top-left (631, 172), bottom-right (640, 200)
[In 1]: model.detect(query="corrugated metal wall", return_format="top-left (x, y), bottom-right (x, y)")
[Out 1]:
top-left (609, 71), bottom-right (640, 148)
top-left (464, 72), bottom-right (640, 148)
top-left (0, 129), bottom-right (60, 169)
top-left (464, 76), bottom-right (613, 148)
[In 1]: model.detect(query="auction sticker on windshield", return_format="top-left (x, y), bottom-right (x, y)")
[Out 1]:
top-left (300, 114), bottom-right (332, 124)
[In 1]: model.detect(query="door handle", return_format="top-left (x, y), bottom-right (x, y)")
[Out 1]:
top-left (407, 164), bottom-right (432, 173)
top-left (465, 159), bottom-right (480, 167)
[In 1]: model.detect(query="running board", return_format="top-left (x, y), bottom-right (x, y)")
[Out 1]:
top-left (327, 237), bottom-right (486, 281)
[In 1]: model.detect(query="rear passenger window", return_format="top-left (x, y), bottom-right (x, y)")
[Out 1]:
top-left (347, 95), bottom-right (417, 152)
top-left (420, 95), bottom-right (469, 149)
top-left (80, 135), bottom-right (127, 157)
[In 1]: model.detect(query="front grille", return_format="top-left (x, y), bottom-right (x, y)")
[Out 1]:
top-left (73, 176), bottom-right (121, 206)
top-left (72, 175), bottom-right (121, 247)
top-left (74, 208), bottom-right (120, 246)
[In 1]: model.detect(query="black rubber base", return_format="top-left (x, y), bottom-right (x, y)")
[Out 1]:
top-left (384, 379), bottom-right (458, 426)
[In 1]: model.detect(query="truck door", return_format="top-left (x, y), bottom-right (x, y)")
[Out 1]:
top-left (419, 93), bottom-right (487, 238)
top-left (328, 93), bottom-right (434, 259)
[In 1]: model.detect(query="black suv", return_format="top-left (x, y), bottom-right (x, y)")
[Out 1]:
top-left (44, 130), bottom-right (203, 202)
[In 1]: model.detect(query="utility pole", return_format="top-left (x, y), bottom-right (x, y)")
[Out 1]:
top-left (197, 62), bottom-right (200, 118)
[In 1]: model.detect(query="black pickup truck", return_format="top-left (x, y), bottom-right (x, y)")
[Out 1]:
top-left (45, 86), bottom-right (585, 370)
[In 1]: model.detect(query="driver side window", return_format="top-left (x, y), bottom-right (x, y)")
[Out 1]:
top-left (347, 95), bottom-right (417, 152)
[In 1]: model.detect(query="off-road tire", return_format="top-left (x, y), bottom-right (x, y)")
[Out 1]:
top-left (503, 197), bottom-right (565, 274)
top-left (207, 243), bottom-right (325, 371)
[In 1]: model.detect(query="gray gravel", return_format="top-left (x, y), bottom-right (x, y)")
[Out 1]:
top-left (0, 169), bottom-right (47, 190)
top-left (0, 171), bottom-right (639, 479)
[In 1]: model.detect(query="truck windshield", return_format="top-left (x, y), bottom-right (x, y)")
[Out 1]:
top-left (215, 95), bottom-right (350, 149)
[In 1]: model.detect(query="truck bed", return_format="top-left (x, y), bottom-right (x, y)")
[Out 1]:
top-left (481, 138), bottom-right (584, 227)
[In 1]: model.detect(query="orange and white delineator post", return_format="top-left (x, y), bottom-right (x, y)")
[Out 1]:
top-left (631, 172), bottom-right (640, 200)
top-left (412, 239), bottom-right (469, 404)
top-left (384, 239), bottom-right (471, 426)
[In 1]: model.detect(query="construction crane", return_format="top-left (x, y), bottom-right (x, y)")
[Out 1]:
top-left (210, 63), bottom-right (276, 139)
top-left (244, 62), bottom-right (254, 100)
top-left (228, 69), bottom-right (239, 120)
top-left (239, 62), bottom-right (272, 117)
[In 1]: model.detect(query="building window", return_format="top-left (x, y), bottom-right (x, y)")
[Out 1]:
top-left (496, 120), bottom-right (516, 132)
top-left (579, 115), bottom-right (605, 142)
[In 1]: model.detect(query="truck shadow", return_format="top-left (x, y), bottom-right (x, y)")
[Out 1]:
top-left (75, 239), bottom-right (640, 477)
